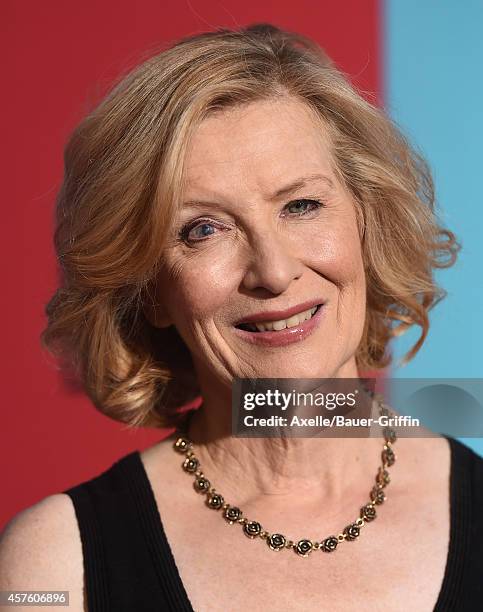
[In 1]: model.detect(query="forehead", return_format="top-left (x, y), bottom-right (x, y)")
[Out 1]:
top-left (182, 97), bottom-right (335, 197)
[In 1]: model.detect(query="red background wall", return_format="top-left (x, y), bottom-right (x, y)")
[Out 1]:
top-left (2, 0), bottom-right (380, 529)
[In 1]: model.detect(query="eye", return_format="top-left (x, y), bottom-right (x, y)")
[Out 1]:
top-left (179, 219), bottom-right (222, 244)
top-left (282, 198), bottom-right (324, 217)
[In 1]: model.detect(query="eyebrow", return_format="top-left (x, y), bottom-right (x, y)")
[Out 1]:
top-left (182, 173), bottom-right (334, 209)
top-left (270, 173), bottom-right (334, 200)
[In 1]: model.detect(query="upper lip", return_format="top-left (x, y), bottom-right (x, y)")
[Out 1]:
top-left (234, 298), bottom-right (324, 325)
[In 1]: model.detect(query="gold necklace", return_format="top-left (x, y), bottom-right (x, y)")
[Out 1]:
top-left (173, 394), bottom-right (396, 557)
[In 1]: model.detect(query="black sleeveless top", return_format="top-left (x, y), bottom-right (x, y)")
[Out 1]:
top-left (63, 436), bottom-right (483, 611)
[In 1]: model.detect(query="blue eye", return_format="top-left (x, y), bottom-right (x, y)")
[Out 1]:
top-left (188, 223), bottom-right (215, 240)
top-left (179, 220), bottom-right (219, 244)
top-left (283, 199), bottom-right (323, 216)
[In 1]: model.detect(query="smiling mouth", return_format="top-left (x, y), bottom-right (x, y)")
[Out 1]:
top-left (235, 304), bottom-right (323, 333)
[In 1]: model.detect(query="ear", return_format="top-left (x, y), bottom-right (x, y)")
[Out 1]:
top-left (141, 283), bottom-right (173, 329)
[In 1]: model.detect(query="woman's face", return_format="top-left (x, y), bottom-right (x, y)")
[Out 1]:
top-left (152, 97), bottom-right (366, 385)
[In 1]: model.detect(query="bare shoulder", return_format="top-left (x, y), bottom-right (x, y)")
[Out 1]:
top-left (0, 494), bottom-right (85, 612)
top-left (140, 432), bottom-right (180, 480)
top-left (390, 433), bottom-right (451, 501)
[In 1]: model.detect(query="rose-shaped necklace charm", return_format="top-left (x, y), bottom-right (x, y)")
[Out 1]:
top-left (267, 533), bottom-right (286, 551)
top-left (295, 539), bottom-right (314, 557)
top-left (243, 520), bottom-right (262, 539)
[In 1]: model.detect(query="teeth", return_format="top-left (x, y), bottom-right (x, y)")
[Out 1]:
top-left (248, 306), bottom-right (319, 333)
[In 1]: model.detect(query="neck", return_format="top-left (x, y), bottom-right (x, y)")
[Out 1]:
top-left (185, 358), bottom-right (384, 504)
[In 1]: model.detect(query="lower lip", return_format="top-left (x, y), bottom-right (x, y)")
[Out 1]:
top-left (233, 304), bottom-right (325, 347)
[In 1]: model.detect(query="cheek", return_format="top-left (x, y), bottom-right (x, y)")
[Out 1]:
top-left (157, 247), bottom-right (239, 325)
top-left (306, 221), bottom-right (365, 292)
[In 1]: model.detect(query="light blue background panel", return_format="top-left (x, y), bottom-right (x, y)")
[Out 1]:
top-left (384, 1), bottom-right (483, 455)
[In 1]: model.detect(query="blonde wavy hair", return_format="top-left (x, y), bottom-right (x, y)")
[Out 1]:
top-left (42, 23), bottom-right (459, 429)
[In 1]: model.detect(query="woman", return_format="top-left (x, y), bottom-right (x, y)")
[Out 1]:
top-left (1, 23), bottom-right (482, 612)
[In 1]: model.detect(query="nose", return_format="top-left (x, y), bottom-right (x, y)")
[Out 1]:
top-left (241, 230), bottom-right (305, 294)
